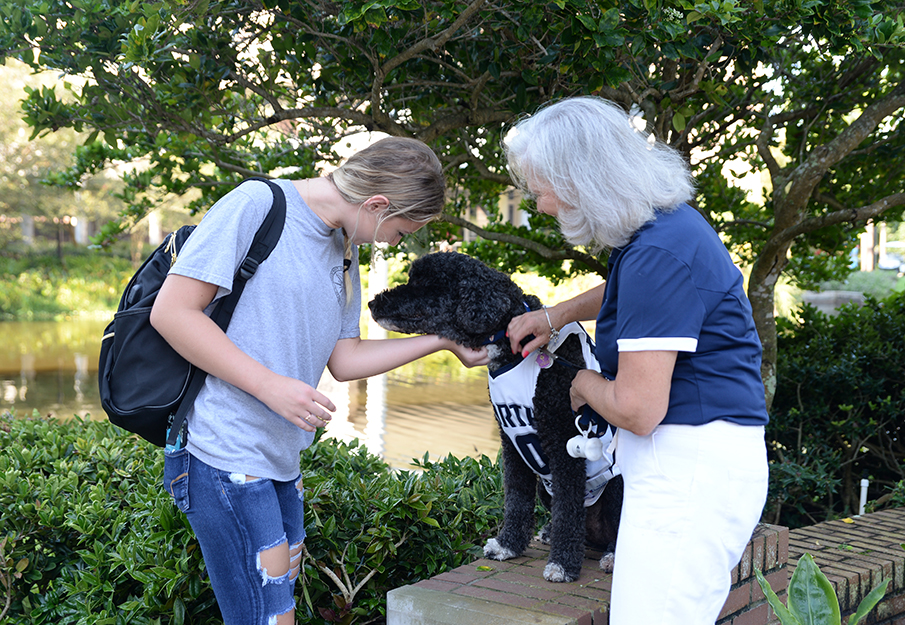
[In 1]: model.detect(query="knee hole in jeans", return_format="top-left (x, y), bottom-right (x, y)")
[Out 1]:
top-left (294, 475), bottom-right (304, 500)
top-left (270, 604), bottom-right (295, 625)
top-left (259, 538), bottom-right (297, 625)
top-left (288, 540), bottom-right (303, 582)
top-left (257, 536), bottom-right (291, 585)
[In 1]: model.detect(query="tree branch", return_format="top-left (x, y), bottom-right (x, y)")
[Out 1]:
top-left (441, 213), bottom-right (608, 276)
top-left (778, 192), bottom-right (905, 244)
top-left (380, 0), bottom-right (489, 76)
top-left (813, 192), bottom-right (847, 212)
top-left (222, 106), bottom-right (380, 143)
top-left (208, 157), bottom-right (268, 179)
top-left (668, 35), bottom-right (723, 101)
top-left (366, 0), bottom-right (488, 135)
top-left (785, 82), bottom-right (905, 209)
top-left (715, 218), bottom-right (773, 233)
top-left (756, 113), bottom-right (782, 180)
top-left (417, 107), bottom-right (514, 144)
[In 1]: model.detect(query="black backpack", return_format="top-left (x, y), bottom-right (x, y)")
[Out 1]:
top-left (98, 178), bottom-right (287, 447)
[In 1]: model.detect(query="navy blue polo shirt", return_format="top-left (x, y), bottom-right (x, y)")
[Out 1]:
top-left (595, 203), bottom-right (768, 426)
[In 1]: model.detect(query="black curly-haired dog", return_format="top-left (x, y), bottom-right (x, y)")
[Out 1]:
top-left (368, 251), bottom-right (623, 583)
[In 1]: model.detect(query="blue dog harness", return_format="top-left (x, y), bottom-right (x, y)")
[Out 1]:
top-left (487, 322), bottom-right (620, 506)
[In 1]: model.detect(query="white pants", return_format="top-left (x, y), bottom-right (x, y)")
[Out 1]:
top-left (609, 421), bottom-right (768, 625)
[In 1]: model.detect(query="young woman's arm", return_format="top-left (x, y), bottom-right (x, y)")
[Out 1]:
top-left (327, 335), bottom-right (489, 382)
top-left (150, 274), bottom-right (336, 430)
top-left (507, 283), bottom-right (605, 356)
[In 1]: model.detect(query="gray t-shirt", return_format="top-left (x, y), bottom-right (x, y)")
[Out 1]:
top-left (169, 179), bottom-right (361, 480)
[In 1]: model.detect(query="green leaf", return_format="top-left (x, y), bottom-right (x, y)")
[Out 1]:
top-left (847, 578), bottom-right (889, 625)
top-left (577, 14), bottom-right (598, 31)
top-left (788, 554), bottom-right (841, 625)
top-left (173, 597), bottom-right (185, 625)
top-left (755, 567), bottom-right (802, 625)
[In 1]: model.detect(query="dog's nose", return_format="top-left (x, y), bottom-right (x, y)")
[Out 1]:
top-left (368, 295), bottom-right (388, 315)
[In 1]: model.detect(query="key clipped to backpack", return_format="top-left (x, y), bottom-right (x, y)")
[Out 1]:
top-left (98, 178), bottom-right (286, 447)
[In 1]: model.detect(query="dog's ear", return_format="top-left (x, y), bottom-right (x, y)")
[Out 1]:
top-left (454, 287), bottom-right (512, 335)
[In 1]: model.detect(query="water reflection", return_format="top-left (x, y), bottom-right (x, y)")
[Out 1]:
top-left (1, 319), bottom-right (101, 420)
top-left (1, 319), bottom-right (502, 469)
top-left (364, 375), bottom-right (387, 458)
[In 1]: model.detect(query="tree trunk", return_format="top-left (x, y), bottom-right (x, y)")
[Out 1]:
top-left (57, 222), bottom-right (64, 262)
top-left (747, 237), bottom-right (793, 413)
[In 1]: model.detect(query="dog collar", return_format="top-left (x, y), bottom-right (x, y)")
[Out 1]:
top-left (482, 302), bottom-right (532, 346)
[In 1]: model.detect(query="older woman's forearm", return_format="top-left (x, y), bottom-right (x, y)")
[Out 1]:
top-left (570, 350), bottom-right (677, 436)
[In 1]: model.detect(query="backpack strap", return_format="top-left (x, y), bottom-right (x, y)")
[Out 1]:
top-left (165, 178), bottom-right (287, 448)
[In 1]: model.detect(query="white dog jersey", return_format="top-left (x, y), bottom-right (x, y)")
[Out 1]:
top-left (488, 322), bottom-right (620, 506)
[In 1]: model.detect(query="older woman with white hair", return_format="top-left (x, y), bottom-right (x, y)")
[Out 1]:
top-left (505, 96), bottom-right (769, 625)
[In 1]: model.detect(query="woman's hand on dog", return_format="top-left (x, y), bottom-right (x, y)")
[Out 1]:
top-left (508, 285), bottom-right (607, 357)
top-left (507, 310), bottom-right (552, 357)
top-left (441, 338), bottom-right (490, 368)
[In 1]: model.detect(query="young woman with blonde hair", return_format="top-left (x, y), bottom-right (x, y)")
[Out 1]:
top-left (151, 136), bottom-right (488, 625)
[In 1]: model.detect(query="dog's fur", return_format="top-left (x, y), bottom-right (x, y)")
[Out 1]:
top-left (368, 251), bottom-right (622, 582)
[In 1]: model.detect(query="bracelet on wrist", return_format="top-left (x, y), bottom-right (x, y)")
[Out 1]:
top-left (542, 305), bottom-right (560, 345)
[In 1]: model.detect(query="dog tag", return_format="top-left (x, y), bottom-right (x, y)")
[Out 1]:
top-left (535, 352), bottom-right (553, 369)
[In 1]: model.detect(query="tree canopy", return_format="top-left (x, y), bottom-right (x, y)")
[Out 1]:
top-left (1, 0), bottom-right (903, 407)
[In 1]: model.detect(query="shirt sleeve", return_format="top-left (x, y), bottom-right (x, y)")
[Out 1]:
top-left (614, 245), bottom-right (704, 353)
top-left (170, 183), bottom-right (270, 300)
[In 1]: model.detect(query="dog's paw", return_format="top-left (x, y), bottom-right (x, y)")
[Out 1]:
top-left (483, 538), bottom-right (517, 561)
top-left (598, 552), bottom-right (615, 574)
top-left (535, 523), bottom-right (553, 545)
top-left (543, 562), bottom-right (578, 583)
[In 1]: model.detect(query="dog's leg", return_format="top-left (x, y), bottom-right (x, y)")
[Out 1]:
top-left (484, 434), bottom-right (537, 561)
top-left (534, 335), bottom-right (592, 583)
top-left (585, 474), bottom-right (623, 574)
top-left (541, 445), bottom-right (587, 582)
top-left (535, 483), bottom-right (553, 544)
top-left (598, 552), bottom-right (615, 574)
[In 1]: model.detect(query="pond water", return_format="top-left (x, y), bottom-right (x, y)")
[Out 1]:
top-left (0, 319), bottom-right (502, 470)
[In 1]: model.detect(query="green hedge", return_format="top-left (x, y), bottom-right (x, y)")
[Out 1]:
top-left (0, 414), bottom-right (505, 624)
top-left (769, 290), bottom-right (905, 529)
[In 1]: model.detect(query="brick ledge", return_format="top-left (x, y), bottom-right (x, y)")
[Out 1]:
top-left (387, 511), bottom-right (905, 625)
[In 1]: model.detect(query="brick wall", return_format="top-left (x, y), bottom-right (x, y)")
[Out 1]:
top-left (787, 510), bottom-right (905, 625)
top-left (387, 509), bottom-right (905, 625)
top-left (716, 524), bottom-right (788, 625)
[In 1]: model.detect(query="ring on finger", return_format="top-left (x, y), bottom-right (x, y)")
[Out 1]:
top-left (303, 413), bottom-right (317, 426)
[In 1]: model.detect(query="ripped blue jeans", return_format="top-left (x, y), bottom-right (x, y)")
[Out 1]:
top-left (164, 448), bottom-right (306, 625)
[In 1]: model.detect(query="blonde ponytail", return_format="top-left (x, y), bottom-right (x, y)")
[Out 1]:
top-left (342, 234), bottom-right (354, 306)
